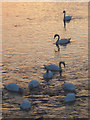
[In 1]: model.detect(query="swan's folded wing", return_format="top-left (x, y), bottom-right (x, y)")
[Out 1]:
top-left (59, 38), bottom-right (71, 44)
top-left (65, 16), bottom-right (72, 21)
top-left (44, 64), bottom-right (59, 71)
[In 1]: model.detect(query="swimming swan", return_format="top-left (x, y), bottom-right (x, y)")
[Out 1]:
top-left (20, 100), bottom-right (31, 110)
top-left (28, 80), bottom-right (39, 90)
top-left (64, 93), bottom-right (76, 103)
top-left (54, 34), bottom-right (71, 51)
top-left (43, 61), bottom-right (65, 76)
top-left (43, 69), bottom-right (53, 79)
top-left (63, 10), bottom-right (72, 21)
top-left (3, 83), bottom-right (23, 94)
top-left (63, 82), bottom-right (76, 93)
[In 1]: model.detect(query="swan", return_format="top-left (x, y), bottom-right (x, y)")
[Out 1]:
top-left (63, 82), bottom-right (76, 93)
top-left (63, 10), bottom-right (72, 21)
top-left (54, 34), bottom-right (71, 51)
top-left (54, 34), bottom-right (71, 45)
top-left (28, 80), bottom-right (39, 90)
top-left (43, 61), bottom-right (65, 76)
top-left (20, 100), bottom-right (31, 110)
top-left (43, 69), bottom-right (53, 79)
top-left (64, 93), bottom-right (76, 103)
top-left (3, 83), bottom-right (23, 94)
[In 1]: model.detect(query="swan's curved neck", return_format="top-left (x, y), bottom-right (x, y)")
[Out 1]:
top-left (57, 35), bottom-right (60, 40)
top-left (59, 62), bottom-right (65, 68)
top-left (64, 13), bottom-right (65, 20)
top-left (59, 62), bottom-right (62, 68)
top-left (54, 34), bottom-right (60, 40)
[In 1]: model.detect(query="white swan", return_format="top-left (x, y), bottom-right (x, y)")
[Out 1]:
top-left (43, 69), bottom-right (53, 79)
top-left (54, 34), bottom-right (71, 51)
top-left (20, 100), bottom-right (31, 110)
top-left (54, 34), bottom-right (71, 44)
top-left (3, 83), bottom-right (23, 94)
top-left (63, 82), bottom-right (76, 93)
top-left (28, 80), bottom-right (39, 90)
top-left (64, 93), bottom-right (76, 103)
top-left (43, 61), bottom-right (65, 76)
top-left (63, 10), bottom-right (72, 21)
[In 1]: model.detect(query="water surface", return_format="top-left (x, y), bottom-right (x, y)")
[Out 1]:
top-left (2, 2), bottom-right (88, 118)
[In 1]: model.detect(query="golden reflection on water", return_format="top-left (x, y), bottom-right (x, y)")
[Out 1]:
top-left (2, 2), bottom-right (88, 118)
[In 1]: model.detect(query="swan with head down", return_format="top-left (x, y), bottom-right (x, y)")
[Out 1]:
top-left (43, 69), bottom-right (53, 79)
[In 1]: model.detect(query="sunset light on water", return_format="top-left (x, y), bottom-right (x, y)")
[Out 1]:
top-left (2, 2), bottom-right (88, 119)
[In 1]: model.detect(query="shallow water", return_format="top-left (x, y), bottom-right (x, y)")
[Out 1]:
top-left (2, 2), bottom-right (88, 119)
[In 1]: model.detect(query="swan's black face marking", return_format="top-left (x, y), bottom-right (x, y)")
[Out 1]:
top-left (59, 61), bottom-right (65, 68)
top-left (54, 34), bottom-right (60, 39)
top-left (63, 11), bottom-right (66, 13)
top-left (54, 34), bottom-right (60, 41)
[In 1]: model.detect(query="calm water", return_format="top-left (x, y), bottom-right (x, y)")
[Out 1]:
top-left (2, 2), bottom-right (88, 118)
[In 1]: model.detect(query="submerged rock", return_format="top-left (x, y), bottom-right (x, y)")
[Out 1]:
top-left (28, 80), bottom-right (39, 90)
top-left (64, 93), bottom-right (76, 103)
top-left (20, 100), bottom-right (31, 110)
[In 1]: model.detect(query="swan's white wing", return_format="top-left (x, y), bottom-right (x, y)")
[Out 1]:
top-left (65, 93), bottom-right (76, 103)
top-left (7, 83), bottom-right (20, 92)
top-left (58, 38), bottom-right (71, 44)
top-left (43, 71), bottom-right (53, 79)
top-left (44, 64), bottom-right (59, 71)
top-left (20, 100), bottom-right (31, 110)
top-left (63, 83), bottom-right (75, 91)
top-left (28, 80), bottom-right (39, 89)
top-left (65, 16), bottom-right (72, 21)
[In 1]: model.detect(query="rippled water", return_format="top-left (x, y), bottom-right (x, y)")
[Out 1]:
top-left (2, 2), bottom-right (88, 119)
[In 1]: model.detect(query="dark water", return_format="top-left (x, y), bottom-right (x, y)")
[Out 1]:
top-left (2, 2), bottom-right (88, 119)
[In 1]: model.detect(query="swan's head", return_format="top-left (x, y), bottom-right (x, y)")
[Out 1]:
top-left (54, 34), bottom-right (60, 39)
top-left (63, 10), bottom-right (66, 13)
top-left (59, 61), bottom-right (65, 68)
